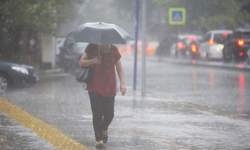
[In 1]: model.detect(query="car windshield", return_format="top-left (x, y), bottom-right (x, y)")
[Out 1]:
top-left (214, 33), bottom-right (231, 44)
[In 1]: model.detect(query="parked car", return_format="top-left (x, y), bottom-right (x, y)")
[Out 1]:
top-left (0, 60), bottom-right (38, 93)
top-left (223, 28), bottom-right (250, 63)
top-left (58, 39), bottom-right (88, 73)
top-left (200, 30), bottom-right (233, 60)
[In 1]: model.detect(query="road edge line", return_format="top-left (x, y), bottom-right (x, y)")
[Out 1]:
top-left (0, 97), bottom-right (90, 150)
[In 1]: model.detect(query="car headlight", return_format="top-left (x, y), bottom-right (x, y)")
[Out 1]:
top-left (219, 44), bottom-right (224, 50)
top-left (11, 66), bottom-right (29, 74)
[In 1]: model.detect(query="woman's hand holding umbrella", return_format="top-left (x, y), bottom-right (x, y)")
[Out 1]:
top-left (94, 55), bottom-right (102, 65)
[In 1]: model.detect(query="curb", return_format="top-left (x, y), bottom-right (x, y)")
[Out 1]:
top-left (154, 57), bottom-right (250, 71)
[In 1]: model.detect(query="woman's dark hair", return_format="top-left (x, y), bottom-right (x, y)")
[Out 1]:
top-left (89, 43), bottom-right (98, 50)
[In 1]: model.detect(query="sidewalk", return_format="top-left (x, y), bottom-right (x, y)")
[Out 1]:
top-left (0, 110), bottom-right (56, 150)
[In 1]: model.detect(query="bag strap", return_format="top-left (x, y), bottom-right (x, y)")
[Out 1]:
top-left (88, 44), bottom-right (96, 59)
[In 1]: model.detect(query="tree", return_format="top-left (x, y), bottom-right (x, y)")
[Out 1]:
top-left (238, 0), bottom-right (250, 13)
top-left (0, 0), bottom-right (84, 66)
top-left (154, 0), bottom-right (250, 33)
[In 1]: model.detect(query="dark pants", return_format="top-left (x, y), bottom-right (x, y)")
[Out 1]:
top-left (88, 92), bottom-right (115, 142)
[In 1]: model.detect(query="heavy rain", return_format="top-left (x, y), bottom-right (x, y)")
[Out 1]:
top-left (0, 0), bottom-right (250, 150)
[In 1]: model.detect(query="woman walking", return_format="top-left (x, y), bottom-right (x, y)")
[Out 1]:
top-left (79, 44), bottom-right (126, 149)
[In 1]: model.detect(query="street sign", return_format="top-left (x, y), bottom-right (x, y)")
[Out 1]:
top-left (169, 8), bottom-right (186, 25)
top-left (219, 24), bottom-right (226, 30)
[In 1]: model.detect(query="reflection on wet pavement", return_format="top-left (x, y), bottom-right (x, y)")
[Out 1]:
top-left (192, 71), bottom-right (197, 90)
top-left (114, 93), bottom-right (250, 150)
top-left (238, 74), bottom-right (245, 115)
top-left (1, 57), bottom-right (250, 149)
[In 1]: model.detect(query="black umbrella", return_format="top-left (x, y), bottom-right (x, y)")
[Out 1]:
top-left (66, 22), bottom-right (134, 45)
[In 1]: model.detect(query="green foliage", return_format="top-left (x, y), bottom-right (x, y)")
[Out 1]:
top-left (238, 0), bottom-right (250, 13)
top-left (154, 0), bottom-right (250, 32)
top-left (0, 0), bottom-right (84, 35)
top-left (193, 15), bottom-right (238, 31)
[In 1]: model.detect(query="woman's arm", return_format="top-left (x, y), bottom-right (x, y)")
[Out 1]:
top-left (79, 52), bottom-right (102, 67)
top-left (116, 59), bottom-right (126, 96)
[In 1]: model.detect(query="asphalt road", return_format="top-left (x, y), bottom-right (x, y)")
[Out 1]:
top-left (0, 55), bottom-right (250, 150)
top-left (132, 56), bottom-right (250, 118)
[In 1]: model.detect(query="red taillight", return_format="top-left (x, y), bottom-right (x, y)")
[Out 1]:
top-left (137, 41), bottom-right (142, 46)
top-left (209, 40), bottom-right (215, 45)
top-left (237, 39), bottom-right (244, 46)
top-left (188, 36), bottom-right (196, 41)
top-left (146, 47), bottom-right (153, 52)
top-left (126, 46), bottom-right (132, 53)
top-left (223, 33), bottom-right (228, 36)
top-left (177, 42), bottom-right (184, 49)
top-left (191, 44), bottom-right (197, 52)
top-left (239, 52), bottom-right (244, 56)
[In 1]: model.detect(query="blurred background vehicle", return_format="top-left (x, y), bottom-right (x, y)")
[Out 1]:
top-left (188, 39), bottom-right (201, 59)
top-left (118, 40), bottom-right (159, 57)
top-left (200, 30), bottom-right (233, 60)
top-left (57, 39), bottom-right (88, 73)
top-left (223, 28), bottom-right (250, 63)
top-left (130, 41), bottom-right (142, 57)
top-left (168, 34), bottom-right (202, 59)
top-left (117, 41), bottom-right (142, 57)
top-left (0, 60), bottom-right (38, 93)
top-left (146, 41), bottom-right (159, 57)
top-left (156, 35), bottom-right (176, 57)
top-left (175, 34), bottom-right (189, 58)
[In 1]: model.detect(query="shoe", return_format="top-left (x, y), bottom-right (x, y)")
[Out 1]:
top-left (103, 132), bottom-right (108, 144)
top-left (95, 143), bottom-right (103, 149)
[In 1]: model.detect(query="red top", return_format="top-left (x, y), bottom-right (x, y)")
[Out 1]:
top-left (85, 44), bottom-right (121, 97)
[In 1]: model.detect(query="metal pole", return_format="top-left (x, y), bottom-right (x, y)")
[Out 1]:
top-left (52, 36), bottom-right (56, 68)
top-left (133, 0), bottom-right (139, 91)
top-left (141, 0), bottom-right (147, 95)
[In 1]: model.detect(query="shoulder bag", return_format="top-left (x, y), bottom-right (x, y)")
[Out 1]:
top-left (76, 46), bottom-right (95, 84)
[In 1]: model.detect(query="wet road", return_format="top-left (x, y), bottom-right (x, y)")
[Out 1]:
top-left (0, 56), bottom-right (250, 150)
top-left (134, 57), bottom-right (250, 118)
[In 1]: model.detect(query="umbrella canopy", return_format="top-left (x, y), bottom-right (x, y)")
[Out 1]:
top-left (66, 22), bottom-right (134, 45)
